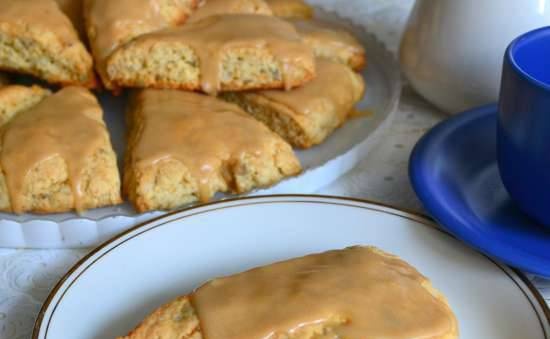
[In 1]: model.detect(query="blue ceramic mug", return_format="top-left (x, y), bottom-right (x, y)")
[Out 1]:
top-left (498, 27), bottom-right (550, 226)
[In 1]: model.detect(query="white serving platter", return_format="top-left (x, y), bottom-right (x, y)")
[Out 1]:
top-left (0, 9), bottom-right (401, 248)
top-left (33, 196), bottom-right (550, 339)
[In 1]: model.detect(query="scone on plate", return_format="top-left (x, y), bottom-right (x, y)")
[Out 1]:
top-left (124, 89), bottom-right (301, 212)
top-left (223, 59), bottom-right (365, 148)
top-left (116, 247), bottom-right (459, 339)
top-left (0, 86), bottom-right (121, 214)
top-left (85, 0), bottom-right (277, 90)
top-left (266, 0), bottom-right (313, 19)
top-left (0, 0), bottom-right (95, 87)
top-left (292, 19), bottom-right (366, 71)
top-left (105, 15), bottom-right (315, 94)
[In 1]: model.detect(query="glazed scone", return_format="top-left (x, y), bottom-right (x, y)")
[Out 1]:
top-left (0, 85), bottom-right (51, 125)
top-left (292, 19), bottom-right (366, 71)
top-left (84, 0), bottom-right (200, 89)
top-left (0, 0), bottom-right (95, 87)
top-left (0, 86), bottom-right (121, 213)
top-left (187, 0), bottom-right (273, 23)
top-left (118, 296), bottom-right (200, 339)
top-left (106, 15), bottom-right (315, 94)
top-left (85, 0), bottom-right (279, 90)
top-left (117, 247), bottom-right (459, 339)
top-left (223, 59), bottom-right (365, 148)
top-left (124, 89), bottom-right (301, 212)
top-left (266, 0), bottom-right (313, 19)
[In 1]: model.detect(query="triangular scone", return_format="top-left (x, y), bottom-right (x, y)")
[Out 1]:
top-left (223, 59), bottom-right (365, 148)
top-left (116, 247), bottom-right (459, 339)
top-left (0, 86), bottom-right (121, 213)
top-left (106, 15), bottom-right (315, 94)
top-left (84, 0), bottom-right (201, 89)
top-left (0, 0), bottom-right (95, 87)
top-left (292, 19), bottom-right (366, 71)
top-left (124, 89), bottom-right (301, 212)
top-left (85, 0), bottom-right (277, 90)
top-left (266, 0), bottom-right (313, 19)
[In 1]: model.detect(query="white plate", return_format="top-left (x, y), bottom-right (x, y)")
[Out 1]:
top-left (0, 9), bottom-right (401, 249)
top-left (33, 196), bottom-right (550, 339)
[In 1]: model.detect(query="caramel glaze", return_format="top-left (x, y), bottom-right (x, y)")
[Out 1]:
top-left (187, 0), bottom-right (273, 23)
top-left (54, 0), bottom-right (85, 37)
top-left (131, 89), bottom-right (284, 202)
top-left (291, 18), bottom-right (364, 54)
top-left (191, 246), bottom-right (456, 339)
top-left (85, 0), bottom-right (181, 60)
top-left (0, 0), bottom-right (77, 42)
top-left (261, 59), bottom-right (364, 119)
top-left (121, 15), bottom-right (313, 95)
top-left (85, 0), bottom-right (196, 84)
top-left (0, 87), bottom-right (106, 213)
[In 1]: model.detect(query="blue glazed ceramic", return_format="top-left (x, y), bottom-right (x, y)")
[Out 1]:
top-left (498, 27), bottom-right (550, 227)
top-left (410, 105), bottom-right (550, 277)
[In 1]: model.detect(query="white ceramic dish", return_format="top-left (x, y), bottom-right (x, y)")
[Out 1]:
top-left (400, 0), bottom-right (550, 113)
top-left (0, 9), bottom-right (401, 249)
top-left (34, 196), bottom-right (550, 339)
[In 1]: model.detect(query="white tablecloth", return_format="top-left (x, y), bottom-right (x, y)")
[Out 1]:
top-left (1, 1), bottom-right (549, 338)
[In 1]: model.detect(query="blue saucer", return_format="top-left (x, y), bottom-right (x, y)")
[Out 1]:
top-left (410, 104), bottom-right (550, 277)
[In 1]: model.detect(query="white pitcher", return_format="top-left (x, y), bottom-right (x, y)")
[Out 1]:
top-left (400, 0), bottom-right (550, 113)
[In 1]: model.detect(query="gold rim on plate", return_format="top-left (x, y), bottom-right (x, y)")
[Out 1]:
top-left (32, 194), bottom-right (550, 338)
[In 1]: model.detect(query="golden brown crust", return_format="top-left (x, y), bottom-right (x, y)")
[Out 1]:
top-left (116, 296), bottom-right (200, 339)
top-left (291, 19), bottom-right (367, 71)
top-left (0, 67), bottom-right (98, 89)
top-left (104, 15), bottom-right (315, 94)
top-left (266, 0), bottom-right (314, 19)
top-left (348, 52), bottom-right (367, 71)
top-left (123, 89), bottom-right (301, 212)
top-left (222, 59), bottom-right (365, 148)
top-left (108, 68), bottom-right (316, 94)
top-left (84, 0), bottom-right (201, 89)
top-left (85, 0), bottom-right (273, 80)
top-left (117, 248), bottom-right (458, 339)
top-left (101, 14), bottom-right (315, 94)
top-left (0, 85), bottom-right (51, 125)
top-left (187, 0), bottom-right (273, 23)
top-left (0, 0), bottom-right (95, 87)
top-left (0, 86), bottom-right (121, 214)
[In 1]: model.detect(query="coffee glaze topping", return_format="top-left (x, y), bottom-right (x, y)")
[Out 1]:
top-left (0, 87), bottom-right (106, 213)
top-left (292, 19), bottom-right (364, 53)
top-left (192, 246), bottom-right (455, 339)
top-left (187, 0), bottom-right (272, 23)
top-left (261, 59), bottom-right (364, 118)
top-left (131, 89), bottom-right (280, 201)
top-left (55, 0), bottom-right (85, 37)
top-left (0, 0), bottom-right (78, 42)
top-left (126, 15), bottom-right (313, 95)
top-left (85, 0), bottom-right (193, 61)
